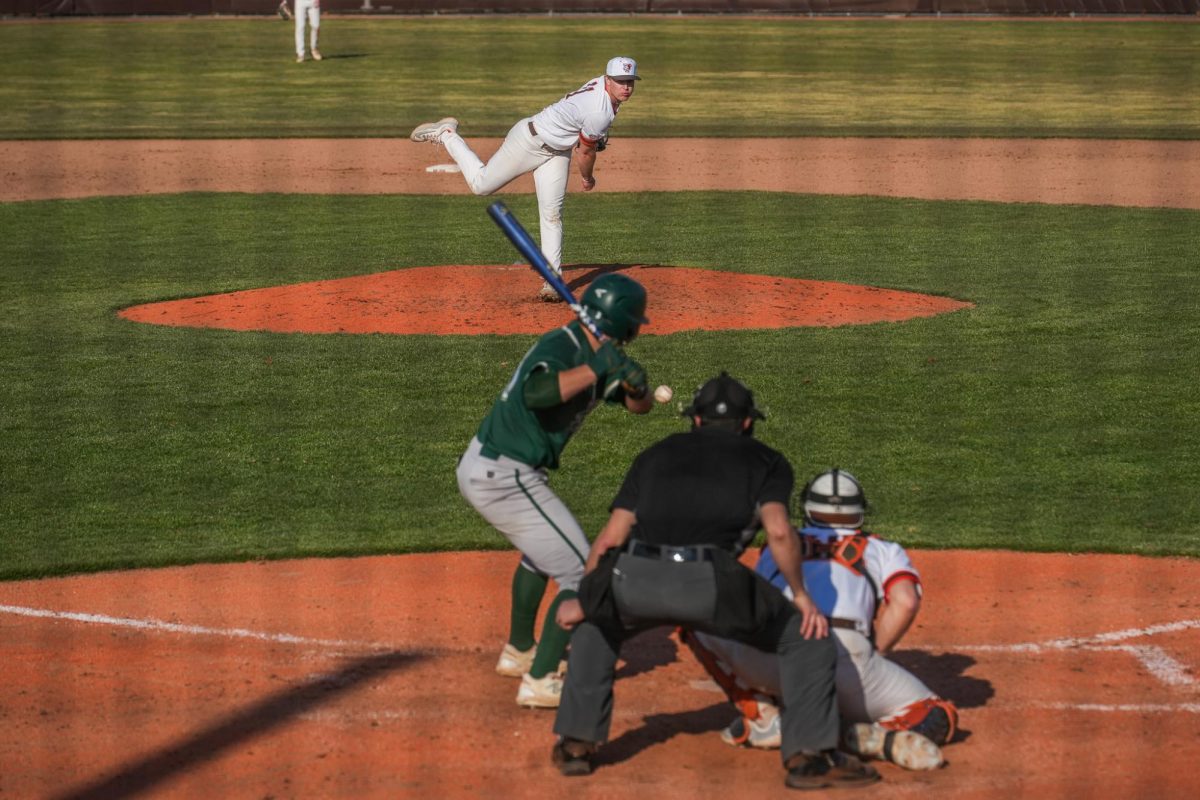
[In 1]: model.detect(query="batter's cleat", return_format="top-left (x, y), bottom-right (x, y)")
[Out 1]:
top-left (409, 117), bottom-right (458, 144)
top-left (720, 709), bottom-right (781, 750)
top-left (784, 750), bottom-right (881, 791)
top-left (516, 672), bottom-right (562, 708)
top-left (842, 723), bottom-right (944, 771)
top-left (552, 737), bottom-right (596, 777)
top-left (311, 48), bottom-right (322, 61)
top-left (495, 642), bottom-right (536, 678)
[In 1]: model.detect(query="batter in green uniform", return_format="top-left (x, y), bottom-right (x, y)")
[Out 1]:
top-left (456, 273), bottom-right (653, 708)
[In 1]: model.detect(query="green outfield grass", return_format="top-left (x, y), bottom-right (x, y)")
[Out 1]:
top-left (2, 17), bottom-right (1198, 139)
top-left (3, 18), bottom-right (1198, 579)
top-left (3, 191), bottom-right (1199, 579)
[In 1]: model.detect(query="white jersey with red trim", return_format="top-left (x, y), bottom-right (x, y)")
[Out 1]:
top-left (756, 525), bottom-right (921, 634)
top-left (531, 77), bottom-right (617, 151)
top-left (691, 523), bottom-right (948, 731)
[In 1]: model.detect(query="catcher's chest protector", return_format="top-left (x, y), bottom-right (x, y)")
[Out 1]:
top-left (801, 533), bottom-right (871, 577)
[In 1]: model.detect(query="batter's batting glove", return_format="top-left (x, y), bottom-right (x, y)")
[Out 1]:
top-left (588, 340), bottom-right (625, 381)
top-left (619, 359), bottom-right (648, 400)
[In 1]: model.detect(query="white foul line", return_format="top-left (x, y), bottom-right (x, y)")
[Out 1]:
top-left (948, 619), bottom-right (1200, 653)
top-left (935, 618), bottom-right (1200, 689)
top-left (0, 604), bottom-right (386, 651)
top-left (1037, 701), bottom-right (1200, 714)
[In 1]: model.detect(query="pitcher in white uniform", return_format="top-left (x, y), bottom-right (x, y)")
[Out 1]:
top-left (681, 468), bottom-right (960, 771)
top-left (410, 57), bottom-right (640, 301)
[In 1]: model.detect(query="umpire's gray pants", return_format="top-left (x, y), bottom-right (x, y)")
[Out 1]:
top-left (554, 617), bottom-right (839, 764)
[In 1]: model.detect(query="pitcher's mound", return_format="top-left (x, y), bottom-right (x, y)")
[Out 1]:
top-left (118, 265), bottom-right (971, 336)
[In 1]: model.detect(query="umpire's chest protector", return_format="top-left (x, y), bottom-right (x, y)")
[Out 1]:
top-left (611, 554), bottom-right (717, 627)
top-left (578, 548), bottom-right (791, 638)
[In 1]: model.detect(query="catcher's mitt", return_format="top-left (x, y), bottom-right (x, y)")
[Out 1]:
top-left (278, 1), bottom-right (293, 20)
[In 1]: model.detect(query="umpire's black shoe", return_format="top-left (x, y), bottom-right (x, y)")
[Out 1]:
top-left (784, 750), bottom-right (881, 790)
top-left (552, 737), bottom-right (596, 777)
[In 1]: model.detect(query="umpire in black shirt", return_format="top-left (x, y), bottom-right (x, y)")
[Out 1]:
top-left (550, 372), bottom-right (880, 790)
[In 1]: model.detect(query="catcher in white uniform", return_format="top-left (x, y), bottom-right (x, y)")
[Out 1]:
top-left (681, 468), bottom-right (959, 771)
top-left (410, 56), bottom-right (640, 301)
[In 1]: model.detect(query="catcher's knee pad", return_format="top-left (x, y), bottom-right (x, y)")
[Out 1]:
top-left (676, 628), bottom-right (771, 722)
top-left (879, 698), bottom-right (958, 746)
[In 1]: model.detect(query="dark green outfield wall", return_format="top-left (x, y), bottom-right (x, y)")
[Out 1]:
top-left (6, 0), bottom-right (1200, 17)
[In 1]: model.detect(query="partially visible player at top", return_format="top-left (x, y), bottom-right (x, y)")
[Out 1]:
top-left (411, 57), bottom-right (640, 302)
top-left (455, 272), bottom-right (653, 708)
top-left (281, 0), bottom-right (322, 63)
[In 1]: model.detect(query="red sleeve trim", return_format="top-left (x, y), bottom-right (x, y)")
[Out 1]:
top-left (579, 132), bottom-right (600, 146)
top-left (882, 571), bottom-right (920, 601)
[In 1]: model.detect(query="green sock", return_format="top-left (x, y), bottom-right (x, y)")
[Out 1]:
top-left (509, 565), bottom-right (549, 652)
top-left (530, 589), bottom-right (577, 679)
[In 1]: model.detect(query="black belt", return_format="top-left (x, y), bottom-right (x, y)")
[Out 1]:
top-left (625, 540), bottom-right (716, 563)
top-left (527, 120), bottom-right (560, 154)
top-left (829, 617), bottom-right (864, 631)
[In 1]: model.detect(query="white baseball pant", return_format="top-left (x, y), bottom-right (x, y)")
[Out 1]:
top-left (442, 118), bottom-right (571, 272)
top-left (692, 627), bottom-right (938, 724)
top-left (294, 0), bottom-right (320, 58)
top-left (456, 437), bottom-right (588, 591)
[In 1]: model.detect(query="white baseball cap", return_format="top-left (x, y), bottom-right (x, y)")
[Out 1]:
top-left (605, 57), bottom-right (641, 81)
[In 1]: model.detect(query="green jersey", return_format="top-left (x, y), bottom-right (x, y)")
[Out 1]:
top-left (476, 321), bottom-right (622, 470)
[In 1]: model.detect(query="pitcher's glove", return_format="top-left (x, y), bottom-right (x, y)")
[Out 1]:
top-left (595, 134), bottom-right (608, 152)
top-left (278, 1), bottom-right (293, 20)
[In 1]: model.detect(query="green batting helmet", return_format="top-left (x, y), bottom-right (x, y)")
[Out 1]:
top-left (581, 273), bottom-right (649, 342)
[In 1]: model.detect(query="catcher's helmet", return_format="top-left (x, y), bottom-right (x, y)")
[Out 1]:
top-left (802, 468), bottom-right (867, 528)
top-left (580, 273), bottom-right (648, 343)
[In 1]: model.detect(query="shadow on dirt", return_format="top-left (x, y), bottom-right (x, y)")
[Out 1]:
top-left (564, 263), bottom-right (673, 294)
top-left (891, 649), bottom-right (993, 744)
top-left (616, 627), bottom-right (681, 680)
top-left (53, 650), bottom-right (423, 800)
top-left (890, 649), bottom-right (994, 710)
top-left (598, 701), bottom-right (734, 768)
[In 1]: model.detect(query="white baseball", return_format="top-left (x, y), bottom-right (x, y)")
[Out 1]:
top-left (654, 385), bottom-right (673, 404)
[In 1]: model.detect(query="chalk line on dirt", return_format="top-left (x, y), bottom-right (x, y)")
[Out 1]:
top-left (0, 603), bottom-right (389, 651)
top-left (932, 619), bottom-right (1200, 690)
top-left (6, 603), bottom-right (1196, 699)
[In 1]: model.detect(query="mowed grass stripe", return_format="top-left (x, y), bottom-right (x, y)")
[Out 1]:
top-left (1, 17), bottom-right (1197, 139)
top-left (1, 191), bottom-right (1198, 578)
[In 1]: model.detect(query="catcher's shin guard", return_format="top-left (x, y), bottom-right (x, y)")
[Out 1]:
top-left (878, 697), bottom-right (958, 746)
top-left (676, 627), bottom-right (773, 740)
top-left (842, 723), bottom-right (944, 771)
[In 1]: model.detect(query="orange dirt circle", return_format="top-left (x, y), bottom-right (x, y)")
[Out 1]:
top-left (5, 137), bottom-right (1200, 798)
top-left (117, 265), bottom-right (972, 335)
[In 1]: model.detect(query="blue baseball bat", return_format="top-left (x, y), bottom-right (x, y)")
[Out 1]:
top-left (486, 201), bottom-right (606, 340)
